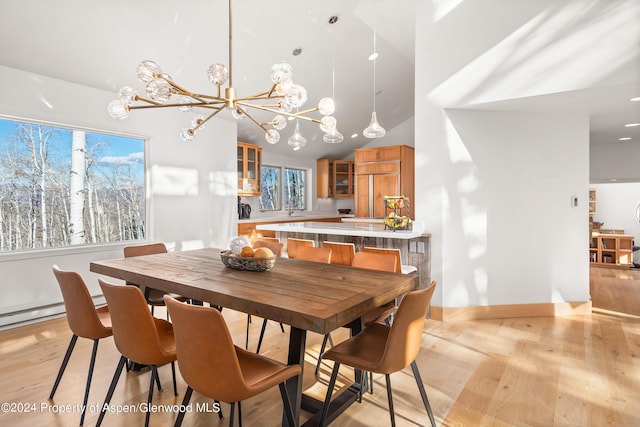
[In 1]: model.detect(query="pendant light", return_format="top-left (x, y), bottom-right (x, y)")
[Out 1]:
top-left (363, 13), bottom-right (385, 139)
top-left (323, 15), bottom-right (344, 144)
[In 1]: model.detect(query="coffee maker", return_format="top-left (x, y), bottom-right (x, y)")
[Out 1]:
top-left (238, 196), bottom-right (251, 220)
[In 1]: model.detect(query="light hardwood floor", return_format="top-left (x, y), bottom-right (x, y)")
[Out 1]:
top-left (0, 272), bottom-right (638, 426)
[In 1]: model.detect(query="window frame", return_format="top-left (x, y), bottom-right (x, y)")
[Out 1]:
top-left (0, 114), bottom-right (150, 255)
top-left (259, 164), bottom-right (309, 213)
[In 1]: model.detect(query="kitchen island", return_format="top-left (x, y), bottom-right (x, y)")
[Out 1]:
top-left (256, 221), bottom-right (431, 289)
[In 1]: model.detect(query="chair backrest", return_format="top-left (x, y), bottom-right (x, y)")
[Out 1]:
top-left (362, 247), bottom-right (402, 273)
top-left (253, 239), bottom-right (284, 257)
top-left (380, 281), bottom-right (436, 373)
top-left (322, 241), bottom-right (355, 266)
top-left (99, 279), bottom-right (172, 365)
top-left (52, 265), bottom-right (112, 339)
top-left (351, 251), bottom-right (397, 273)
top-left (164, 296), bottom-right (250, 403)
top-left (255, 236), bottom-right (279, 242)
top-left (124, 242), bottom-right (168, 258)
top-left (295, 245), bottom-right (332, 264)
top-left (286, 238), bottom-right (315, 258)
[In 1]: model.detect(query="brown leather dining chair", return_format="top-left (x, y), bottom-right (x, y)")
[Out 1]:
top-left (50, 266), bottom-right (113, 426)
top-left (364, 246), bottom-right (418, 274)
top-left (164, 295), bottom-right (301, 427)
top-left (123, 242), bottom-right (190, 318)
top-left (315, 251), bottom-right (398, 378)
top-left (96, 279), bottom-right (178, 427)
top-left (319, 282), bottom-right (438, 427)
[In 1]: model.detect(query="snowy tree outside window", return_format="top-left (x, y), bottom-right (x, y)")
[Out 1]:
top-left (0, 117), bottom-right (146, 252)
top-left (284, 168), bottom-right (306, 210)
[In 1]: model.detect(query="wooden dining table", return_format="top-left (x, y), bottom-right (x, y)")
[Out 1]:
top-left (90, 247), bottom-right (419, 426)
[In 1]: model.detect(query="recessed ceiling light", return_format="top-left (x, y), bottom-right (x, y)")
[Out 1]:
top-left (351, 133), bottom-right (358, 138)
top-left (368, 52), bottom-right (378, 61)
top-left (619, 137), bottom-right (632, 141)
top-left (631, 97), bottom-right (640, 102)
top-left (624, 123), bottom-right (640, 127)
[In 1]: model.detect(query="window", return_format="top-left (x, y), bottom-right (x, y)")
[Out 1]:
top-left (0, 116), bottom-right (146, 252)
top-left (259, 165), bottom-right (306, 211)
top-left (284, 168), bottom-right (306, 210)
top-left (260, 165), bottom-right (280, 211)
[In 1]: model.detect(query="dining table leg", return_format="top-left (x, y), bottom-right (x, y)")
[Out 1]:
top-left (284, 326), bottom-right (307, 427)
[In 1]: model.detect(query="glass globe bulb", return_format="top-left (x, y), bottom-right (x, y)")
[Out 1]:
top-left (272, 115), bottom-right (287, 130)
top-left (207, 63), bottom-right (229, 86)
top-left (118, 86), bottom-right (137, 104)
top-left (179, 128), bottom-right (195, 142)
top-left (146, 78), bottom-right (172, 102)
top-left (137, 60), bottom-right (162, 84)
top-left (284, 84), bottom-right (307, 109)
top-left (265, 129), bottom-right (280, 144)
top-left (318, 97), bottom-right (335, 115)
top-left (270, 62), bottom-right (293, 84)
top-left (107, 100), bottom-right (130, 120)
top-left (363, 111), bottom-right (386, 138)
top-left (278, 100), bottom-right (293, 113)
top-left (191, 115), bottom-right (206, 131)
top-left (177, 95), bottom-right (193, 112)
top-left (319, 116), bottom-right (337, 133)
top-left (232, 109), bottom-right (245, 120)
top-left (323, 129), bottom-right (344, 144)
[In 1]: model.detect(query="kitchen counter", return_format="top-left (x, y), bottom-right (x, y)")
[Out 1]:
top-left (238, 213), bottom-right (353, 224)
top-left (257, 221), bottom-right (431, 289)
top-left (256, 221), bottom-right (428, 239)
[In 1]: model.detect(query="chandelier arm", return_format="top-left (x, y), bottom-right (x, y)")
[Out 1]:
top-left (237, 102), bottom-right (319, 122)
top-left (192, 107), bottom-right (225, 133)
top-left (129, 102), bottom-right (221, 110)
top-left (236, 107), bottom-right (270, 133)
top-left (236, 90), bottom-right (277, 101)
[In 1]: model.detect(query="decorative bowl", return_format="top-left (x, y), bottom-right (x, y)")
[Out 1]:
top-left (220, 250), bottom-right (275, 272)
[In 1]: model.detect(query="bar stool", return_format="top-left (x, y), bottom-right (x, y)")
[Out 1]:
top-left (322, 241), bottom-right (355, 266)
top-left (363, 247), bottom-right (417, 274)
top-left (286, 237), bottom-right (315, 258)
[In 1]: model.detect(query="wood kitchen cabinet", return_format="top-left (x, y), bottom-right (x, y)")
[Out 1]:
top-left (354, 145), bottom-right (414, 218)
top-left (237, 142), bottom-right (261, 196)
top-left (317, 159), bottom-right (353, 198)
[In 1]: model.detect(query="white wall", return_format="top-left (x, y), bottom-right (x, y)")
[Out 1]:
top-left (0, 66), bottom-right (237, 326)
top-left (412, 0), bottom-right (635, 309)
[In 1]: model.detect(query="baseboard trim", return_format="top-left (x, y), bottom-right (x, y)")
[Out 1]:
top-left (430, 301), bottom-right (592, 321)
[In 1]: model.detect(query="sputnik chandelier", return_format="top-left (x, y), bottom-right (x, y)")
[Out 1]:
top-left (107, 0), bottom-right (339, 147)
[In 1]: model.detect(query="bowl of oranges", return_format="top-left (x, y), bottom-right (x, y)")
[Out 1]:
top-left (220, 238), bottom-right (276, 272)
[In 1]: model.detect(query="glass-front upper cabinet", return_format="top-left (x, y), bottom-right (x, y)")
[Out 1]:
top-left (317, 159), bottom-right (353, 198)
top-left (237, 142), bottom-right (262, 196)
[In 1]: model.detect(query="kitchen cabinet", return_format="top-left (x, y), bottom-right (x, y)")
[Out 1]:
top-left (317, 159), bottom-right (353, 198)
top-left (354, 145), bottom-right (414, 218)
top-left (237, 142), bottom-right (261, 196)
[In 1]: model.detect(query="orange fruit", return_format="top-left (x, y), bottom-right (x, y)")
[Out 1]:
top-left (253, 247), bottom-right (274, 259)
top-left (240, 246), bottom-right (255, 257)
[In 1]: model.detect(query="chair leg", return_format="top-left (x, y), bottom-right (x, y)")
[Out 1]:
top-left (154, 367), bottom-right (162, 391)
top-left (245, 316), bottom-right (251, 349)
top-left (279, 322), bottom-right (285, 333)
top-left (278, 382), bottom-right (298, 427)
top-left (96, 355), bottom-right (127, 427)
top-left (319, 362), bottom-right (341, 427)
top-left (229, 402), bottom-right (236, 427)
top-left (256, 319), bottom-right (269, 354)
top-left (79, 339), bottom-right (99, 426)
top-left (49, 334), bottom-right (78, 399)
top-left (174, 386), bottom-right (193, 427)
top-left (145, 366), bottom-right (157, 427)
top-left (315, 333), bottom-right (330, 376)
top-left (369, 371), bottom-right (374, 394)
top-left (171, 361), bottom-right (178, 396)
top-left (238, 401), bottom-right (242, 427)
top-left (385, 374), bottom-right (396, 427)
top-left (410, 361), bottom-right (437, 427)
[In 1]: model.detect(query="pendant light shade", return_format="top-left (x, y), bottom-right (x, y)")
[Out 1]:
top-left (363, 14), bottom-right (385, 139)
top-left (363, 111), bottom-right (385, 138)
